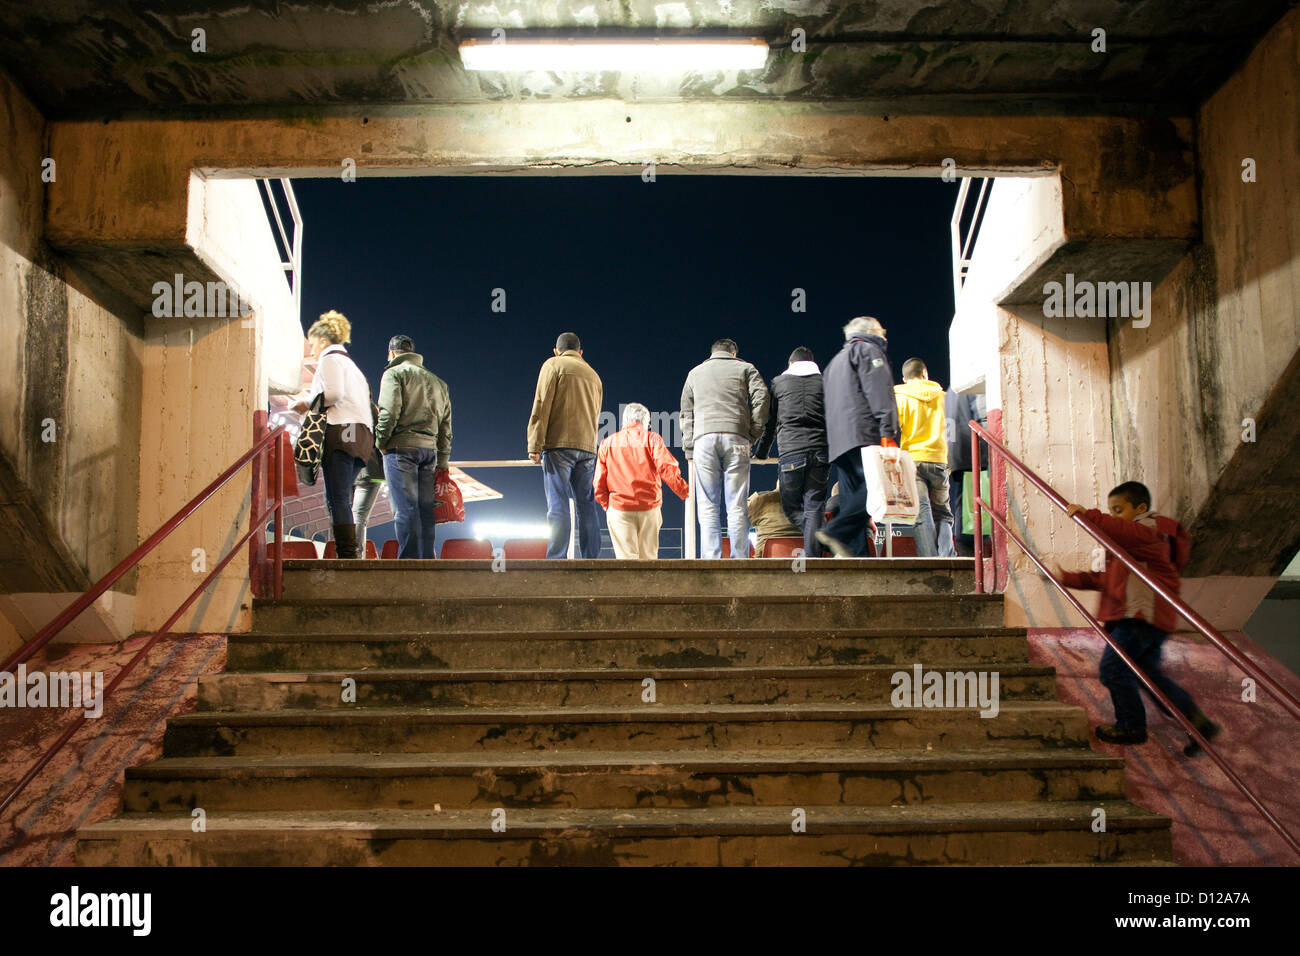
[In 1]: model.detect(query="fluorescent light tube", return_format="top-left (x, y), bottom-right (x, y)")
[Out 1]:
top-left (460, 37), bottom-right (768, 72)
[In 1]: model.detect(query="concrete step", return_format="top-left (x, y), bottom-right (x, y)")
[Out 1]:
top-left (249, 593), bottom-right (1006, 634)
top-left (120, 747), bottom-right (1129, 812)
top-left (77, 801), bottom-right (1172, 866)
top-left (197, 663), bottom-right (1059, 711)
top-left (160, 701), bottom-right (1090, 757)
top-left (226, 626), bottom-right (1030, 670)
top-left (279, 557), bottom-right (976, 599)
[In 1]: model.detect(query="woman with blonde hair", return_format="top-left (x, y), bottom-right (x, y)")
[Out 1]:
top-left (291, 310), bottom-right (375, 558)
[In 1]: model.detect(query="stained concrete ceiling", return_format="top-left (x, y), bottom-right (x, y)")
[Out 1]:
top-left (0, 1), bottom-right (1293, 119)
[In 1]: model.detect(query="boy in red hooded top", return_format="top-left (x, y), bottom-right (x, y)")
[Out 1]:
top-left (1053, 481), bottom-right (1221, 756)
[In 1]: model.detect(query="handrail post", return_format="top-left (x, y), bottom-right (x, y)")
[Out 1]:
top-left (273, 429), bottom-right (284, 599)
top-left (251, 410), bottom-right (268, 598)
top-left (971, 423), bottom-right (983, 593)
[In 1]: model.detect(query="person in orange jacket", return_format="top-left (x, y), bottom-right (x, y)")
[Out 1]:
top-left (593, 403), bottom-right (690, 559)
top-left (1052, 481), bottom-right (1221, 756)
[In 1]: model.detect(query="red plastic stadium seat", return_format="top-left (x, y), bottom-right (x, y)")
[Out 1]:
top-left (268, 540), bottom-right (317, 561)
top-left (381, 539), bottom-right (399, 559)
top-left (719, 539), bottom-right (756, 558)
top-left (762, 537), bottom-right (805, 559)
top-left (365, 540), bottom-right (378, 559)
top-left (441, 538), bottom-right (494, 559)
top-left (503, 539), bottom-right (548, 559)
top-left (323, 540), bottom-right (337, 559)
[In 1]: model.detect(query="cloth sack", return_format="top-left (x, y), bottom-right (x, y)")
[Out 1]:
top-left (962, 470), bottom-right (992, 535)
top-left (862, 445), bottom-right (919, 525)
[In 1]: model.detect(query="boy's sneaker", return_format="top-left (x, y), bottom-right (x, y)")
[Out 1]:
top-left (815, 530), bottom-right (852, 559)
top-left (1183, 711), bottom-right (1222, 757)
top-left (1095, 724), bottom-right (1148, 745)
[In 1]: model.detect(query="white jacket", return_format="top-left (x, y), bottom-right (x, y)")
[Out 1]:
top-left (308, 345), bottom-right (371, 426)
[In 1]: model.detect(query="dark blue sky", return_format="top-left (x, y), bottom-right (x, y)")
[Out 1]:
top-left (291, 174), bottom-right (957, 543)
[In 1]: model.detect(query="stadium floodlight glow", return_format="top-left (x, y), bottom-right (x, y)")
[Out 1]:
top-left (459, 36), bottom-right (769, 73)
top-left (473, 522), bottom-right (552, 541)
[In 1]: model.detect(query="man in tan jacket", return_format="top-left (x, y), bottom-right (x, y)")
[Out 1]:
top-left (526, 332), bottom-right (605, 558)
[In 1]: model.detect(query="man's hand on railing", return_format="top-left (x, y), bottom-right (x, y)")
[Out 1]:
top-left (528, 452), bottom-right (541, 464)
top-left (1065, 503), bottom-right (1086, 519)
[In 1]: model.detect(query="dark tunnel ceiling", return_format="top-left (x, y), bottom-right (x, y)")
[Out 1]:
top-left (0, 1), bottom-right (1294, 119)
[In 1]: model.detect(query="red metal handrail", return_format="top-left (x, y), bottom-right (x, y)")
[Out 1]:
top-left (970, 420), bottom-right (1300, 858)
top-left (0, 414), bottom-right (288, 818)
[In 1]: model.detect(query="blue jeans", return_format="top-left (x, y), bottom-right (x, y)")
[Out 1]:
top-left (778, 449), bottom-right (829, 558)
top-left (323, 450), bottom-right (365, 526)
top-left (541, 448), bottom-right (602, 559)
top-left (822, 447), bottom-right (874, 557)
top-left (1100, 618), bottom-right (1199, 733)
top-left (383, 448), bottom-right (439, 558)
top-left (913, 460), bottom-right (956, 558)
top-left (693, 433), bottom-right (751, 559)
top-left (352, 480), bottom-right (382, 554)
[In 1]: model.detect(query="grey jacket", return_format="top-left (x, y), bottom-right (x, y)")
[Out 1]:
top-left (680, 351), bottom-right (770, 458)
top-left (375, 352), bottom-right (452, 463)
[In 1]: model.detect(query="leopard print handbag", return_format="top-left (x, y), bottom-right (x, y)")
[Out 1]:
top-left (293, 393), bottom-right (327, 486)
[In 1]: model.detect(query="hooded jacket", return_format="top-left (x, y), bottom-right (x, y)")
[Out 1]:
top-left (755, 360), bottom-right (827, 459)
top-left (680, 350), bottom-right (770, 458)
top-left (895, 378), bottom-right (948, 465)
top-left (1060, 510), bottom-right (1191, 633)
top-left (822, 333), bottom-right (900, 461)
top-left (375, 352), bottom-right (452, 463)
top-left (526, 350), bottom-right (604, 455)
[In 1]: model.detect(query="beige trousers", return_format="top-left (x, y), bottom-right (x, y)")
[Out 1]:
top-left (606, 506), bottom-right (663, 559)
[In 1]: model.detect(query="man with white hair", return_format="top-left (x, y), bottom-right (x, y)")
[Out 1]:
top-left (593, 403), bottom-right (690, 559)
top-left (817, 316), bottom-right (901, 557)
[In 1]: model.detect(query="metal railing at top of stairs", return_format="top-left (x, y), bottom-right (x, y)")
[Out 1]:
top-left (0, 412), bottom-right (290, 818)
top-left (968, 419), bottom-right (1300, 858)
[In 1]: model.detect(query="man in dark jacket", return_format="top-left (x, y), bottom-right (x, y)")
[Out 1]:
top-left (816, 316), bottom-right (901, 557)
top-left (756, 346), bottom-right (829, 559)
top-left (945, 388), bottom-right (989, 557)
top-left (376, 335), bottom-right (453, 559)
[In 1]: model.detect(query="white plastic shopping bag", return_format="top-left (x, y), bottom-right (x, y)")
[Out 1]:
top-left (862, 445), bottom-right (920, 525)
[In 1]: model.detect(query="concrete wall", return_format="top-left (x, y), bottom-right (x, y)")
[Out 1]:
top-left (1109, 6), bottom-right (1300, 615)
top-left (961, 7), bottom-right (1300, 631)
top-left (1, 68), bottom-right (305, 652)
top-left (0, 69), bottom-right (144, 660)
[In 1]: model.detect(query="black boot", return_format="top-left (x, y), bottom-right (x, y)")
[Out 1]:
top-left (1183, 709), bottom-right (1222, 757)
top-left (333, 523), bottom-right (359, 559)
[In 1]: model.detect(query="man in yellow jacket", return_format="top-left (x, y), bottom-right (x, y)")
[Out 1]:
top-left (895, 358), bottom-right (955, 557)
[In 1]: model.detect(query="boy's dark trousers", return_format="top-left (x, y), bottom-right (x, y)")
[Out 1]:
top-left (1100, 617), bottom-right (1198, 733)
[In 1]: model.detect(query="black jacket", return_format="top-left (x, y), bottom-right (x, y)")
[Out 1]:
top-left (945, 390), bottom-right (988, 472)
top-left (823, 333), bottom-right (900, 460)
top-left (755, 363), bottom-right (827, 458)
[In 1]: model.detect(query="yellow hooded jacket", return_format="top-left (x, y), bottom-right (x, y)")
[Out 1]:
top-left (894, 379), bottom-right (948, 465)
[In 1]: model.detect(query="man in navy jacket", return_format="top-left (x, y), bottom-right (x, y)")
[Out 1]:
top-left (817, 317), bottom-right (901, 557)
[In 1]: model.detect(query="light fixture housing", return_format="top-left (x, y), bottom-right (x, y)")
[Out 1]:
top-left (459, 36), bottom-right (769, 73)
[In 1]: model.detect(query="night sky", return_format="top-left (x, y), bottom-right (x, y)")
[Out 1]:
top-left (290, 175), bottom-right (957, 547)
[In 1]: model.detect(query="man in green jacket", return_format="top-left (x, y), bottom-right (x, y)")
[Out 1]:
top-left (526, 332), bottom-right (604, 558)
top-left (376, 335), bottom-right (452, 559)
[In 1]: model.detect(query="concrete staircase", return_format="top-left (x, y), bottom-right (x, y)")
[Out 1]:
top-left (77, 558), bottom-right (1172, 866)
